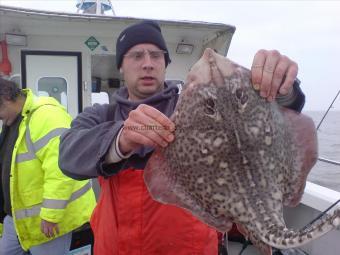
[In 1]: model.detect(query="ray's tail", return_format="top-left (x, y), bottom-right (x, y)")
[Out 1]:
top-left (263, 208), bottom-right (340, 249)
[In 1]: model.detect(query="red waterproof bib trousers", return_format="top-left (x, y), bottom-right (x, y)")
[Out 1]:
top-left (90, 169), bottom-right (218, 255)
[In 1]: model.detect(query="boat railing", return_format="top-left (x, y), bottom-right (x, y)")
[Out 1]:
top-left (318, 157), bottom-right (340, 166)
top-left (302, 88), bottom-right (340, 215)
top-left (316, 89), bottom-right (340, 130)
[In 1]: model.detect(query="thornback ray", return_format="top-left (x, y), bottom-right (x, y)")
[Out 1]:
top-left (144, 48), bottom-right (339, 255)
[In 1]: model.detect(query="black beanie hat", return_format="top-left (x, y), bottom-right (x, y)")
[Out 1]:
top-left (116, 20), bottom-right (171, 69)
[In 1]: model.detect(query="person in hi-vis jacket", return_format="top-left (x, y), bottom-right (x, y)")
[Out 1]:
top-left (0, 77), bottom-right (96, 255)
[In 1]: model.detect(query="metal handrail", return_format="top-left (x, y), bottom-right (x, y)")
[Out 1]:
top-left (318, 157), bottom-right (340, 166)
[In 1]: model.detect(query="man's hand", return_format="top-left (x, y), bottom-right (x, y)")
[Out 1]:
top-left (41, 219), bottom-right (59, 238)
top-left (251, 49), bottom-right (298, 102)
top-left (119, 104), bottom-right (175, 154)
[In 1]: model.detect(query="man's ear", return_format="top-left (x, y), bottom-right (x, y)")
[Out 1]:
top-left (119, 68), bottom-right (123, 74)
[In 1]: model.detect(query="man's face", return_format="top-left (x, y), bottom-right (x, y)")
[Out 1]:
top-left (0, 98), bottom-right (19, 126)
top-left (120, 43), bottom-right (166, 101)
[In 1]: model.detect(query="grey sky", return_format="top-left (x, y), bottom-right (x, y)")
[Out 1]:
top-left (1, 0), bottom-right (340, 111)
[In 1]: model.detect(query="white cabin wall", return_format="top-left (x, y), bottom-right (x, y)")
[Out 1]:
top-left (7, 33), bottom-right (200, 80)
top-left (165, 47), bottom-right (201, 82)
top-left (6, 33), bottom-right (203, 109)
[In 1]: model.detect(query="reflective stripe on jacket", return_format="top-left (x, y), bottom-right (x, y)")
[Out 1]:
top-left (91, 168), bottom-right (218, 255)
top-left (9, 89), bottom-right (96, 250)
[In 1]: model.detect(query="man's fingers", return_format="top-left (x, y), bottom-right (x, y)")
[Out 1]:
top-left (251, 50), bottom-right (298, 101)
top-left (49, 227), bottom-right (54, 238)
top-left (43, 226), bottom-right (51, 238)
top-left (48, 225), bottom-right (58, 238)
top-left (119, 104), bottom-right (176, 152)
top-left (122, 127), bottom-right (166, 148)
top-left (55, 224), bottom-right (60, 235)
top-left (260, 50), bottom-right (280, 99)
top-left (41, 220), bottom-right (59, 238)
top-left (251, 49), bottom-right (266, 90)
top-left (129, 104), bottom-right (175, 143)
top-left (279, 62), bottom-right (298, 95)
top-left (47, 226), bottom-right (53, 238)
top-left (139, 104), bottom-right (175, 132)
top-left (269, 58), bottom-right (289, 100)
top-left (41, 223), bottom-right (49, 238)
top-left (124, 115), bottom-right (164, 146)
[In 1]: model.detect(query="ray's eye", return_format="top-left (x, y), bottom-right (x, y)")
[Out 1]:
top-left (236, 88), bottom-right (243, 99)
top-left (204, 98), bottom-right (216, 115)
top-left (241, 94), bottom-right (248, 105)
top-left (236, 88), bottom-right (248, 105)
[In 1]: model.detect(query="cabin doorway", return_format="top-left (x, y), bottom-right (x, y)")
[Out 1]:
top-left (21, 51), bottom-right (82, 118)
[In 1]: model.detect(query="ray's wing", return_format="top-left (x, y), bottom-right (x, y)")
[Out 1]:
top-left (280, 107), bottom-right (318, 207)
top-left (144, 148), bottom-right (179, 205)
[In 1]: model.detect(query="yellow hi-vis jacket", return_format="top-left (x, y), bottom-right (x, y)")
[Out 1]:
top-left (4, 89), bottom-right (96, 251)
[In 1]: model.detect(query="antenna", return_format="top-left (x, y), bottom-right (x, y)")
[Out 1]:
top-left (76, 0), bottom-right (115, 16)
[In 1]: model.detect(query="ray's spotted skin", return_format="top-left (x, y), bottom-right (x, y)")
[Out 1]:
top-left (144, 48), bottom-right (338, 255)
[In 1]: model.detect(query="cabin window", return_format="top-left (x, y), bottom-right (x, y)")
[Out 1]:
top-left (37, 77), bottom-right (68, 109)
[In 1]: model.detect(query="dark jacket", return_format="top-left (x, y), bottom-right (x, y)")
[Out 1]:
top-left (59, 81), bottom-right (305, 180)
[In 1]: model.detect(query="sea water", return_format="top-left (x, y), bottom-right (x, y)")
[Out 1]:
top-left (304, 111), bottom-right (340, 192)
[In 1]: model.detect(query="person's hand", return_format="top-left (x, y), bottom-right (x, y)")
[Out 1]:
top-left (119, 104), bottom-right (175, 154)
top-left (251, 49), bottom-right (298, 102)
top-left (41, 219), bottom-right (59, 238)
